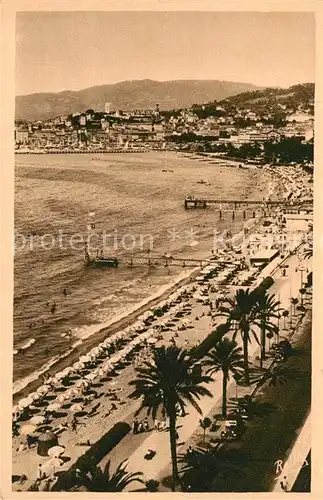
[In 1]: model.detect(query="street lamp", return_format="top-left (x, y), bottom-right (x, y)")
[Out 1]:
top-left (282, 310), bottom-right (289, 330)
top-left (296, 262), bottom-right (306, 308)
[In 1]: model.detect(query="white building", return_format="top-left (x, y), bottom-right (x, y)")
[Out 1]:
top-left (105, 102), bottom-right (112, 114)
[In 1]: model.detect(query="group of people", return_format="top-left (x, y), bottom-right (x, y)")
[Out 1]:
top-left (132, 416), bottom-right (150, 434)
top-left (132, 416), bottom-right (170, 435)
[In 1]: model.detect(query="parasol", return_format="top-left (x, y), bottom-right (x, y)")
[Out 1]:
top-left (18, 396), bottom-right (33, 409)
top-left (47, 402), bottom-right (61, 412)
top-left (70, 403), bottom-right (84, 412)
top-left (30, 415), bottom-right (46, 425)
top-left (20, 423), bottom-right (37, 435)
top-left (47, 445), bottom-right (65, 458)
top-left (55, 393), bottom-right (68, 404)
top-left (37, 385), bottom-right (51, 395)
top-left (75, 379), bottom-right (88, 388)
top-left (85, 371), bottom-right (97, 381)
top-left (73, 361), bottom-right (85, 371)
top-left (79, 355), bottom-right (91, 363)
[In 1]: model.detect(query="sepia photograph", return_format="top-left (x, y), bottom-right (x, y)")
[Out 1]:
top-left (5, 5), bottom-right (316, 494)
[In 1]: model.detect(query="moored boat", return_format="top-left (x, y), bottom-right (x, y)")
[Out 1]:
top-left (84, 244), bottom-right (119, 268)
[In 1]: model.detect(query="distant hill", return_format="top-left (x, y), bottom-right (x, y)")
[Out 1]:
top-left (15, 79), bottom-right (262, 121)
top-left (219, 83), bottom-right (314, 110)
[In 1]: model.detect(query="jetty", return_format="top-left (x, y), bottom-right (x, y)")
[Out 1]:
top-left (120, 255), bottom-right (213, 269)
top-left (184, 197), bottom-right (313, 210)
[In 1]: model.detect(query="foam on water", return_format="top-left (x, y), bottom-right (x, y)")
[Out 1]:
top-left (12, 266), bottom-right (199, 395)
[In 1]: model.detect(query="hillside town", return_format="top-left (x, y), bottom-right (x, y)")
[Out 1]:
top-left (14, 85), bottom-right (314, 166)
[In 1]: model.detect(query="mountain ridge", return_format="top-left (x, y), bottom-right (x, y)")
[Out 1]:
top-left (15, 79), bottom-right (262, 121)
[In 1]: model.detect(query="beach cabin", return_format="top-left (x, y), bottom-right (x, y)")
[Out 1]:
top-left (250, 249), bottom-right (279, 266)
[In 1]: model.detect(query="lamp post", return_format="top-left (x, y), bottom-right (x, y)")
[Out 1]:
top-left (277, 294), bottom-right (281, 343)
top-left (296, 261), bottom-right (306, 308)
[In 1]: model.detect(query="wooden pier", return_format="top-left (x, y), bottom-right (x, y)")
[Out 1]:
top-left (123, 255), bottom-right (213, 268)
top-left (184, 197), bottom-right (313, 210)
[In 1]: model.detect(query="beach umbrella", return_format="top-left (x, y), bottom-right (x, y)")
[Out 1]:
top-left (55, 393), bottom-right (68, 404)
top-left (37, 385), bottom-right (51, 395)
top-left (30, 415), bottom-right (46, 425)
top-left (47, 445), bottom-right (65, 458)
top-left (75, 379), bottom-right (88, 388)
top-left (109, 355), bottom-right (121, 364)
top-left (79, 355), bottom-right (91, 363)
top-left (65, 387), bottom-right (80, 398)
top-left (73, 361), bottom-right (85, 371)
top-left (47, 402), bottom-right (61, 412)
top-left (85, 371), bottom-right (97, 381)
top-left (147, 338), bottom-right (158, 344)
top-left (55, 367), bottom-right (72, 380)
top-left (18, 396), bottom-right (33, 409)
top-left (70, 403), bottom-right (83, 412)
top-left (20, 423), bottom-right (37, 435)
top-left (29, 392), bottom-right (41, 402)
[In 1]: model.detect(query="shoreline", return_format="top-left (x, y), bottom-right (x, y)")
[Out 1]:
top-left (12, 266), bottom-right (202, 403)
top-left (13, 210), bottom-right (265, 403)
top-left (12, 155), bottom-right (279, 402)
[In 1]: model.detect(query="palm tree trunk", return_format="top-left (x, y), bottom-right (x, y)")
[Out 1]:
top-left (168, 408), bottom-right (179, 492)
top-left (260, 320), bottom-right (266, 368)
top-left (243, 327), bottom-right (250, 385)
top-left (222, 370), bottom-right (228, 417)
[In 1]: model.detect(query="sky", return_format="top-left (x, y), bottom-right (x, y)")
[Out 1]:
top-left (15, 11), bottom-right (315, 96)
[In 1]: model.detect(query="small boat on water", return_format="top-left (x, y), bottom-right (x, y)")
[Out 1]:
top-left (84, 244), bottom-right (119, 268)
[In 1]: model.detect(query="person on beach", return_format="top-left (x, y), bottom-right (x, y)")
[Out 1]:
top-left (71, 417), bottom-right (78, 433)
top-left (154, 418), bottom-right (160, 431)
top-left (51, 302), bottom-right (57, 314)
top-left (161, 419), bottom-right (167, 431)
top-left (63, 288), bottom-right (67, 298)
top-left (281, 476), bottom-right (289, 492)
top-left (36, 464), bottom-right (43, 482)
top-left (144, 417), bottom-right (149, 432)
top-left (133, 418), bottom-right (138, 435)
top-left (137, 421), bottom-right (144, 433)
top-left (27, 434), bottom-right (34, 449)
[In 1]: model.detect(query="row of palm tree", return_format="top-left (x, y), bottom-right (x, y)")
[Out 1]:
top-left (74, 287), bottom-right (284, 492)
top-left (215, 288), bottom-right (281, 383)
top-left (128, 287), bottom-right (284, 490)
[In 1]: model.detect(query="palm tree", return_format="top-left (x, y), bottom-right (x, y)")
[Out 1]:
top-left (202, 338), bottom-right (244, 417)
top-left (253, 292), bottom-right (281, 368)
top-left (216, 289), bottom-right (260, 385)
top-left (178, 444), bottom-right (251, 492)
top-left (78, 460), bottom-right (143, 492)
top-left (250, 363), bottom-right (298, 399)
top-left (291, 297), bottom-right (299, 316)
top-left (199, 417), bottom-right (212, 444)
top-left (129, 345), bottom-right (213, 492)
top-left (303, 242), bottom-right (313, 259)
